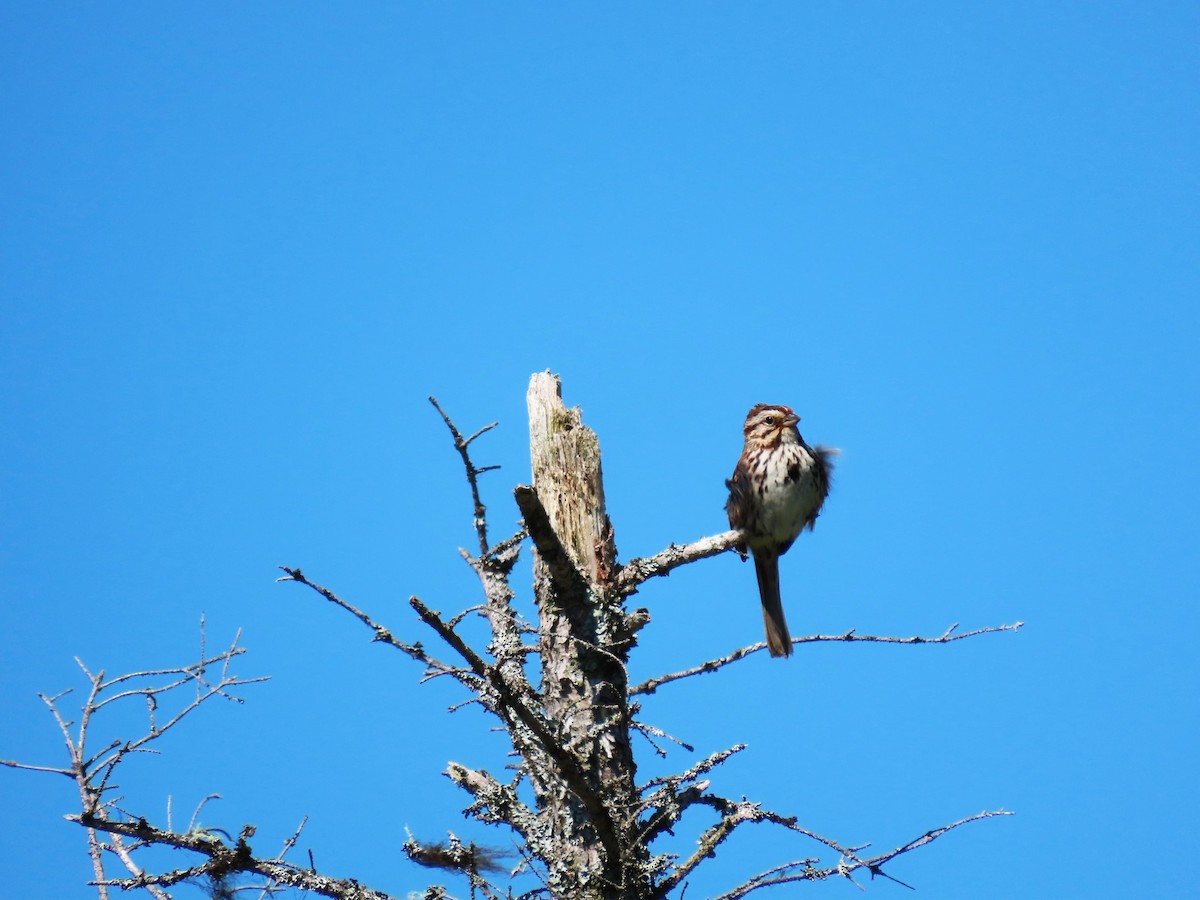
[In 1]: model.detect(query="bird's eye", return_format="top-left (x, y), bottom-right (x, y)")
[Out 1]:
top-left (764, 416), bottom-right (775, 425)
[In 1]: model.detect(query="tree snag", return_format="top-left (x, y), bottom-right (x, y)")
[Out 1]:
top-left (4, 372), bottom-right (1021, 900)
top-left (515, 371), bottom-right (645, 897)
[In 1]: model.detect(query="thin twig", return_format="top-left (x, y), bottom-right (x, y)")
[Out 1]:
top-left (0, 758), bottom-right (73, 776)
top-left (275, 567), bottom-right (480, 691)
top-left (631, 621), bottom-right (1024, 695)
top-left (630, 720), bottom-right (695, 757)
top-left (430, 395), bottom-right (499, 556)
top-left (709, 809), bottom-right (1014, 899)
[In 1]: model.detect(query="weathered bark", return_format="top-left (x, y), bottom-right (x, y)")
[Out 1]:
top-left (514, 372), bottom-right (648, 899)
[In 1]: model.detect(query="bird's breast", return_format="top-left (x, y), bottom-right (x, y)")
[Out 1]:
top-left (748, 448), bottom-right (824, 546)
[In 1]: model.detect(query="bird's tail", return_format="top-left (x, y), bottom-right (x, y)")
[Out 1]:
top-left (753, 550), bottom-right (793, 658)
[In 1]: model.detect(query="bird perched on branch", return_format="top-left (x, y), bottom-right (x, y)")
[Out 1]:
top-left (726, 404), bottom-right (835, 657)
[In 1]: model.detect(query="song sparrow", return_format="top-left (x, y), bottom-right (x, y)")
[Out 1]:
top-left (726, 404), bottom-right (835, 657)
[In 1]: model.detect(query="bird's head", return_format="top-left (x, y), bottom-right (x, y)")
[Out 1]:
top-left (743, 404), bottom-right (801, 447)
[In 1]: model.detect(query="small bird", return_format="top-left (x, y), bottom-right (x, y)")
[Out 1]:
top-left (725, 404), bottom-right (835, 657)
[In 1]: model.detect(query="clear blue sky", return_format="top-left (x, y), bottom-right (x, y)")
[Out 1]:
top-left (2, 4), bottom-right (1197, 898)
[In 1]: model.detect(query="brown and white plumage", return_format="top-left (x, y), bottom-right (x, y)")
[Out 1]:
top-left (726, 404), bottom-right (835, 658)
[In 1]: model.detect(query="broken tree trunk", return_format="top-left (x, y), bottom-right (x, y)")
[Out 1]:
top-left (514, 372), bottom-right (649, 899)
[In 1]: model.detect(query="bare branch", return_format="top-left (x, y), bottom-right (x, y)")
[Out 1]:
top-left (103, 831), bottom-right (172, 900)
top-left (631, 645), bottom-right (761, 697)
top-left (615, 531), bottom-right (744, 595)
top-left (650, 798), bottom-right (768, 898)
top-left (447, 763), bottom-right (540, 846)
top-left (275, 567), bottom-right (480, 690)
top-left (637, 745), bottom-right (747, 848)
top-left (95, 633), bottom-right (266, 754)
top-left (629, 719), bottom-right (694, 758)
top-left (273, 816), bottom-right (308, 863)
top-left (631, 621), bottom-right (1024, 695)
top-left (409, 596), bottom-right (624, 865)
top-left (5, 622), bottom-right (296, 898)
top-left (430, 395), bottom-right (500, 556)
top-left (0, 758), bottom-right (73, 776)
top-left (709, 809), bottom-right (1015, 899)
top-left (458, 527), bottom-right (531, 680)
top-left (860, 808), bottom-right (1014, 872)
top-left (80, 814), bottom-right (399, 899)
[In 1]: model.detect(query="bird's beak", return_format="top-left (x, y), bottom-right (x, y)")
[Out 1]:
top-left (784, 414), bottom-right (800, 427)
